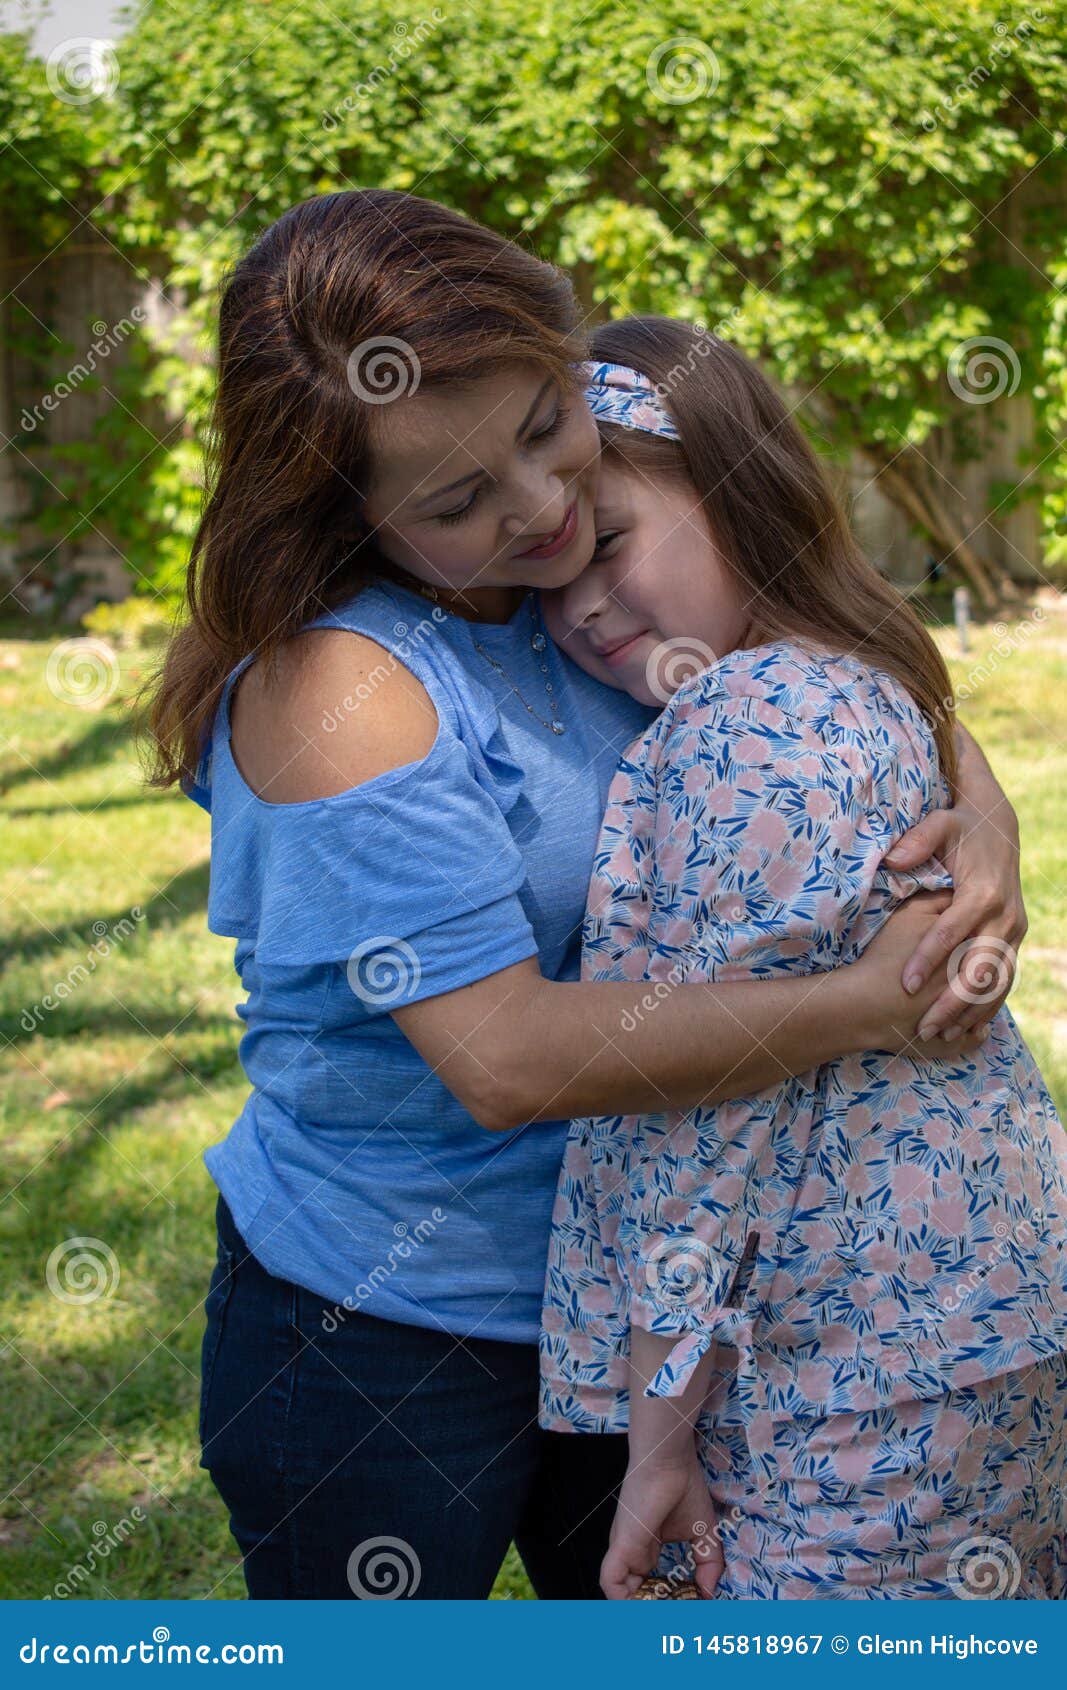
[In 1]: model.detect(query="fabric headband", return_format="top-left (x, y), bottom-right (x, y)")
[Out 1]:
top-left (582, 359), bottom-right (681, 440)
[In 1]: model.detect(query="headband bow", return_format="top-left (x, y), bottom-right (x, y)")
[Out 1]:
top-left (582, 359), bottom-right (680, 440)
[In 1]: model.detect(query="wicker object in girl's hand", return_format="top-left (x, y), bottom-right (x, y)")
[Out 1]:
top-left (631, 1576), bottom-right (699, 1599)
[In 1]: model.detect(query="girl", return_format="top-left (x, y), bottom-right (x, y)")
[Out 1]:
top-left (539, 318), bottom-right (1067, 1599)
top-left (148, 191), bottom-right (1026, 1599)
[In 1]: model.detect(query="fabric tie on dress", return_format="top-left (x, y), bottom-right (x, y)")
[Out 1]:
top-left (583, 361), bottom-right (681, 440)
top-left (646, 1307), bottom-right (782, 1504)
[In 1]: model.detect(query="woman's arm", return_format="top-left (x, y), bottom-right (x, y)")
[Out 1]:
top-left (394, 893), bottom-right (981, 1131)
top-left (234, 634), bottom-right (985, 1134)
top-left (884, 722), bottom-right (1027, 1033)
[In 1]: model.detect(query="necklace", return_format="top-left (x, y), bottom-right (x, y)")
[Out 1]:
top-left (384, 567), bottom-right (565, 736)
top-left (473, 598), bottom-right (565, 736)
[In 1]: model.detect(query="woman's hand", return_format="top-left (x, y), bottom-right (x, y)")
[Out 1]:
top-left (883, 727), bottom-right (1026, 1037)
top-left (852, 892), bottom-right (995, 1056)
top-left (600, 1453), bottom-right (724, 1601)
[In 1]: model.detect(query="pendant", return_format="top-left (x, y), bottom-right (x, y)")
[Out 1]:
top-left (531, 632), bottom-right (547, 652)
top-left (551, 719), bottom-right (565, 735)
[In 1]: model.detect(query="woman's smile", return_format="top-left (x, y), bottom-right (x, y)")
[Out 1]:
top-left (513, 500), bottom-right (579, 561)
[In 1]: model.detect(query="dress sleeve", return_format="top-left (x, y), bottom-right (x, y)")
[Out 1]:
top-left (208, 727), bottom-right (539, 1008)
top-left (614, 681), bottom-right (951, 1396)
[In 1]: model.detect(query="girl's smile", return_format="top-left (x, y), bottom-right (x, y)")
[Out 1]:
top-left (542, 456), bottom-right (755, 706)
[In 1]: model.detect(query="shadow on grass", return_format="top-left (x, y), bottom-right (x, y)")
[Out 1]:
top-left (3, 1028), bottom-right (243, 1246)
top-left (2, 861), bottom-right (211, 978)
top-left (2, 792), bottom-right (172, 819)
top-left (0, 711), bottom-right (139, 799)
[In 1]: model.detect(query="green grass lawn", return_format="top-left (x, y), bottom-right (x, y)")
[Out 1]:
top-left (1, 598), bottom-right (1064, 1600)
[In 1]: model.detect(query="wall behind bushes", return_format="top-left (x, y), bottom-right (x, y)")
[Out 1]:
top-left (2, 0), bottom-right (1065, 614)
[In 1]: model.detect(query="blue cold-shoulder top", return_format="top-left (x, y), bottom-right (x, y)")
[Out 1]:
top-left (187, 578), bottom-right (655, 1342)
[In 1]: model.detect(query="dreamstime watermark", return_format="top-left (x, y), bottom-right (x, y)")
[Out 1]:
top-left (19, 1629), bottom-right (283, 1665)
top-left (645, 1233), bottom-right (717, 1309)
top-left (46, 37), bottom-right (119, 105)
top-left (934, 1210), bottom-right (1045, 1320)
top-left (44, 1508), bottom-right (145, 1599)
top-left (321, 611), bottom-right (445, 733)
top-left (947, 335), bottom-right (1021, 404)
top-left (45, 1237), bottom-right (120, 1305)
top-left (346, 1535), bottom-right (422, 1598)
top-left (646, 37), bottom-right (720, 104)
top-left (955, 608), bottom-right (1045, 699)
top-left (947, 1533), bottom-right (1022, 1598)
top-left (346, 336), bottom-right (422, 403)
top-left (614, 960), bottom-right (686, 1033)
top-left (928, 606), bottom-right (1045, 733)
top-left (322, 13), bottom-right (445, 129)
top-left (645, 636), bottom-right (717, 703)
top-left (636, 1497), bottom-right (743, 1599)
top-left (947, 935), bottom-right (1018, 1006)
top-left (346, 936), bottom-right (422, 1006)
top-left (20, 308), bottom-right (147, 436)
top-left (920, 11), bottom-right (1045, 131)
top-left (322, 1210), bottom-right (447, 1331)
top-left (45, 638), bottom-right (120, 710)
top-left (20, 909), bottom-right (146, 1034)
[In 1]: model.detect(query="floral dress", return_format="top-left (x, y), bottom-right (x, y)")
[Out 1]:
top-left (539, 640), bottom-right (1067, 1597)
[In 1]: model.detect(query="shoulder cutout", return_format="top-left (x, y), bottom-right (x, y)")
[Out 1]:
top-left (228, 628), bottom-right (439, 804)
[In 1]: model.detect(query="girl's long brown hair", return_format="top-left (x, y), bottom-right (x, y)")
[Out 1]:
top-left (147, 189), bottom-right (585, 788)
top-left (590, 317), bottom-right (957, 787)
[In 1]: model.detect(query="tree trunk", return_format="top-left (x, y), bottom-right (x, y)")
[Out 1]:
top-left (864, 446), bottom-right (1017, 608)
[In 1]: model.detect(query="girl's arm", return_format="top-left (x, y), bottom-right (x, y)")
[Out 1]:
top-left (885, 722), bottom-right (1027, 1033)
top-left (600, 1330), bottom-right (722, 1601)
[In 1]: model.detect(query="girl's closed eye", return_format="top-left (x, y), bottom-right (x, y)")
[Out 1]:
top-left (592, 528), bottom-right (624, 561)
top-left (435, 403), bottom-right (570, 527)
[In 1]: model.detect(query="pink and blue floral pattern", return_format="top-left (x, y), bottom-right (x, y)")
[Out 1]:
top-left (539, 640), bottom-right (1067, 1594)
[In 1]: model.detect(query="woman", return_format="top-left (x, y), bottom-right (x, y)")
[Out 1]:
top-left (148, 190), bottom-right (1026, 1600)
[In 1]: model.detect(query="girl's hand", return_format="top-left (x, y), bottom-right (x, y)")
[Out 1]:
top-left (600, 1454), bottom-right (724, 1601)
top-left (853, 892), bottom-right (997, 1055)
top-left (883, 763), bottom-right (1026, 1039)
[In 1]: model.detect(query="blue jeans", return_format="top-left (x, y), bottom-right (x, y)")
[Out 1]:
top-left (200, 1196), bottom-right (627, 1598)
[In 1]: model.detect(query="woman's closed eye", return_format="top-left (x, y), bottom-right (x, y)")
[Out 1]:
top-left (434, 406), bottom-right (570, 527)
top-left (437, 490), bottom-right (481, 526)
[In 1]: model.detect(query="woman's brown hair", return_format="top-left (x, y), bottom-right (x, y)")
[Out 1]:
top-left (589, 317), bottom-right (958, 787)
top-left (147, 189), bottom-right (586, 788)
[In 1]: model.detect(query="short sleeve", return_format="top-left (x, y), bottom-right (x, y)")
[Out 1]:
top-left (207, 727), bottom-right (538, 1008)
top-left (642, 686), bottom-right (951, 980)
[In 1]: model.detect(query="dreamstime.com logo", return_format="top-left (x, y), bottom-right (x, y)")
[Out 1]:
top-left (19, 1626), bottom-right (283, 1665)
top-left (20, 908), bottom-right (146, 1034)
top-left (45, 1509), bottom-right (145, 1599)
top-left (322, 1209), bottom-right (447, 1331)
